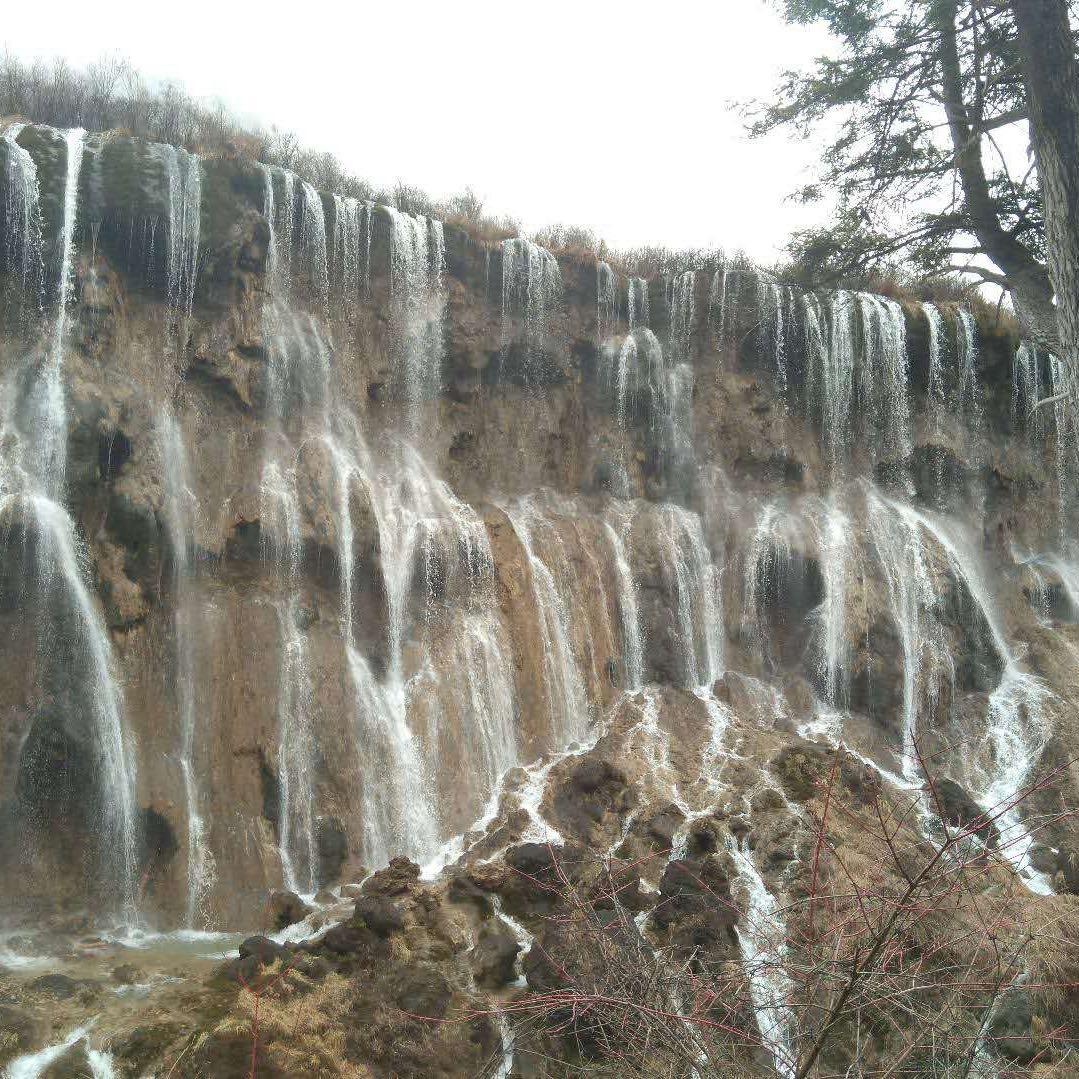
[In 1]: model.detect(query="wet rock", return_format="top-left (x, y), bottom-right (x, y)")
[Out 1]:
top-left (29, 972), bottom-right (83, 999)
top-left (1057, 848), bottom-right (1079, 893)
top-left (363, 856), bottom-right (421, 897)
top-left (988, 987), bottom-right (1038, 1064)
top-left (239, 934), bottom-right (291, 967)
top-left (113, 1021), bottom-right (185, 1076)
top-left (319, 922), bottom-right (371, 956)
top-left (354, 894), bottom-right (407, 936)
top-left (0, 1004), bottom-right (44, 1065)
top-left (290, 954), bottom-right (332, 981)
top-left (110, 962), bottom-right (140, 985)
top-left (395, 966), bottom-right (453, 1020)
top-left (446, 870), bottom-right (493, 910)
top-left (933, 777), bottom-right (998, 846)
top-left (40, 1042), bottom-right (94, 1078)
top-left (315, 816), bottom-right (349, 886)
top-left (546, 756), bottom-right (634, 846)
top-left (471, 923), bottom-right (521, 988)
top-left (263, 889), bottom-right (313, 932)
top-left (685, 816), bottom-right (727, 859)
top-left (651, 855), bottom-right (739, 962)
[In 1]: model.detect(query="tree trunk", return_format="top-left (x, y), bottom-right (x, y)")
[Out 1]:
top-left (1011, 0), bottom-right (1079, 382)
top-left (934, 0), bottom-right (1059, 349)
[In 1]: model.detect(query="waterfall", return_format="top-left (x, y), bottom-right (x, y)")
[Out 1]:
top-left (664, 362), bottom-right (696, 491)
top-left (597, 260), bottom-right (617, 338)
top-left (157, 410), bottom-right (215, 927)
top-left (655, 504), bottom-right (723, 688)
top-left (329, 427), bottom-right (514, 867)
top-left (501, 238), bottom-right (562, 366)
top-left (0, 127), bottom-right (138, 917)
top-left (5, 1022), bottom-right (115, 1079)
top-left (162, 146), bottom-right (201, 322)
top-left (2, 123), bottom-right (43, 306)
top-left (298, 181), bottom-right (330, 313)
top-left (865, 489), bottom-right (946, 789)
top-left (601, 327), bottom-right (667, 431)
top-left (330, 194), bottom-right (369, 318)
top-left (385, 207), bottom-right (445, 427)
top-left (501, 498), bottom-right (591, 746)
top-left (709, 260), bottom-right (728, 345)
top-left (867, 490), bottom-right (1053, 886)
top-left (729, 839), bottom-right (796, 1078)
top-left (754, 277), bottom-right (787, 398)
top-left (814, 497), bottom-right (851, 706)
top-left (260, 455), bottom-right (317, 895)
top-left (956, 308), bottom-right (979, 425)
top-left (627, 276), bottom-right (649, 329)
top-left (34, 128), bottom-right (85, 493)
top-left (811, 291), bottom-right (855, 470)
top-left (1013, 342), bottom-right (1050, 445)
top-left (923, 302), bottom-right (945, 432)
top-left (861, 294), bottom-right (911, 463)
top-left (667, 270), bottom-right (695, 363)
top-left (904, 504), bottom-right (1052, 888)
top-left (603, 508), bottom-right (644, 691)
top-left (262, 166), bottom-right (296, 298)
top-left (258, 192), bottom-right (323, 891)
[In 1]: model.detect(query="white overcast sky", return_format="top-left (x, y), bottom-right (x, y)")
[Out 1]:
top-left (3, 0), bottom-right (835, 264)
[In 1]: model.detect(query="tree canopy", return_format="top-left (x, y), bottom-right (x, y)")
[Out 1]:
top-left (752, 0), bottom-right (1070, 346)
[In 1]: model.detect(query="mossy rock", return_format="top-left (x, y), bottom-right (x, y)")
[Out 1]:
top-left (772, 741), bottom-right (831, 801)
top-left (83, 134), bottom-right (172, 221)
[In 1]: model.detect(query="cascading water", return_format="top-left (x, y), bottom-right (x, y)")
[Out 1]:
top-left (603, 506), bottom-right (644, 691)
top-left (5, 1022), bottom-right (115, 1079)
top-left (2, 123), bottom-right (43, 307)
top-left (501, 498), bottom-right (592, 747)
top-left (298, 180), bottom-right (330, 313)
top-left (162, 145), bottom-right (201, 325)
top-left (259, 177), bottom-right (325, 893)
top-left (627, 276), bottom-right (649, 329)
top-left (157, 409), bottom-right (215, 927)
top-left (260, 453), bottom-right (318, 895)
top-left (867, 489), bottom-right (1053, 887)
top-left (262, 165), bottom-right (296, 298)
top-left (334, 434), bottom-right (506, 867)
top-left (36, 128), bottom-right (85, 492)
top-left (923, 302), bottom-right (945, 433)
top-left (813, 497), bottom-right (851, 706)
top-left (729, 839), bottom-right (797, 1079)
top-left (385, 207), bottom-right (445, 428)
top-left (667, 270), bottom-right (695, 364)
top-left (808, 290), bottom-right (854, 470)
top-left (654, 504), bottom-right (723, 688)
top-left (859, 293), bottom-right (911, 463)
top-left (330, 194), bottom-right (369, 319)
top-left (501, 238), bottom-right (562, 369)
top-left (956, 308), bottom-right (979, 426)
top-left (0, 127), bottom-right (138, 918)
top-left (597, 260), bottom-right (617, 338)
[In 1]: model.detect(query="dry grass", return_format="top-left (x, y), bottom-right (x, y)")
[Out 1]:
top-left (217, 966), bottom-right (366, 1078)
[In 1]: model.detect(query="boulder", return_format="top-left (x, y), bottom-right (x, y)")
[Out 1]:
top-left (354, 895), bottom-right (407, 937)
top-left (238, 935), bottom-right (291, 967)
top-left (0, 1005), bottom-right (44, 1065)
top-left (933, 777), bottom-right (998, 846)
top-left (263, 890), bottom-right (313, 932)
top-left (471, 924), bottom-right (521, 988)
top-left (988, 988), bottom-right (1038, 1064)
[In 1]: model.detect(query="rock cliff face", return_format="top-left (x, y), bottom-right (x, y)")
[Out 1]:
top-left (2, 122), bottom-right (1079, 1075)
